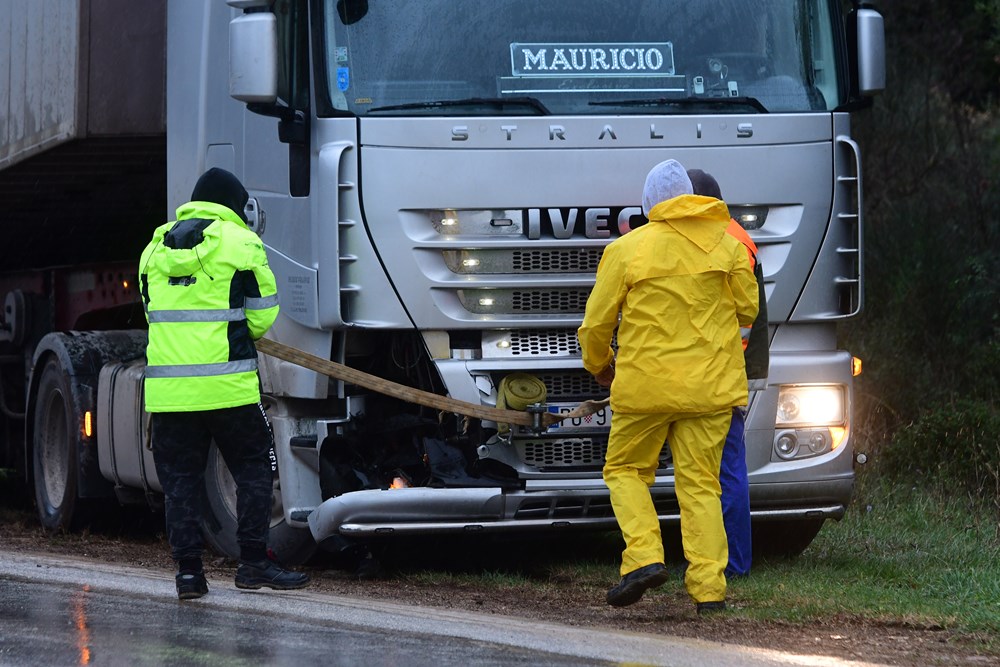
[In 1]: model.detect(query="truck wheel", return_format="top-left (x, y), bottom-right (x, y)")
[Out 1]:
top-left (751, 518), bottom-right (825, 560)
top-left (32, 358), bottom-right (86, 531)
top-left (200, 444), bottom-right (316, 565)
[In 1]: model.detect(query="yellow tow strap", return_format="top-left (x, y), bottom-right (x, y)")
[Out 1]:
top-left (255, 337), bottom-right (609, 431)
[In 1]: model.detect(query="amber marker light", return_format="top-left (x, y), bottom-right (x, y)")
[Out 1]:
top-left (84, 411), bottom-right (93, 438)
top-left (852, 356), bottom-right (863, 377)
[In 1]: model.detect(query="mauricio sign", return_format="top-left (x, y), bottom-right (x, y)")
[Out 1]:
top-left (510, 42), bottom-right (675, 77)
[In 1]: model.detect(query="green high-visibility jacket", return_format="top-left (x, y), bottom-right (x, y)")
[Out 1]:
top-left (139, 201), bottom-right (279, 412)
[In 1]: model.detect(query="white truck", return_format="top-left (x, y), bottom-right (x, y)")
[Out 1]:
top-left (0, 0), bottom-right (885, 564)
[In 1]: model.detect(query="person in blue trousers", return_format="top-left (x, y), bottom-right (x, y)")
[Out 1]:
top-left (687, 169), bottom-right (769, 577)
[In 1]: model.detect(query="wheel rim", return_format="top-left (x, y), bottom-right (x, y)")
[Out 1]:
top-left (38, 388), bottom-right (69, 508)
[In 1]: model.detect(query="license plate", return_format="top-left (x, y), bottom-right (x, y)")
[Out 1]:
top-left (544, 402), bottom-right (612, 431)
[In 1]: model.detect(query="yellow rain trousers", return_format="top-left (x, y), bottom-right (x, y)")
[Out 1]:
top-left (578, 194), bottom-right (758, 603)
top-left (603, 409), bottom-right (731, 602)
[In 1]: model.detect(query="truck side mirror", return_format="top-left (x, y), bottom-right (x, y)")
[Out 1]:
top-left (229, 12), bottom-right (278, 103)
top-left (854, 8), bottom-right (885, 96)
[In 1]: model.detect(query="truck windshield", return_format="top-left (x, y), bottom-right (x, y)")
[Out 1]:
top-left (317, 0), bottom-right (844, 116)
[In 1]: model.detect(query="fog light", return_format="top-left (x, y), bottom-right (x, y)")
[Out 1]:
top-left (807, 431), bottom-right (828, 454)
top-left (776, 433), bottom-right (797, 459)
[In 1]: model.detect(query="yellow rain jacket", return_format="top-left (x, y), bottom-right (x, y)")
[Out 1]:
top-left (578, 194), bottom-right (758, 413)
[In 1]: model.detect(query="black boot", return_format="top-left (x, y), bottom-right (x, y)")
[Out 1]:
top-left (176, 571), bottom-right (208, 600)
top-left (606, 562), bottom-right (669, 607)
top-left (696, 600), bottom-right (727, 615)
top-left (235, 559), bottom-right (310, 590)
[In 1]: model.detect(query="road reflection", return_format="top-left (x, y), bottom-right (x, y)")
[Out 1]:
top-left (1, 554), bottom-right (870, 667)
top-left (0, 577), bottom-right (609, 666)
top-left (72, 586), bottom-right (91, 665)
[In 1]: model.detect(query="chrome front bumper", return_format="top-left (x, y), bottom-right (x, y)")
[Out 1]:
top-left (306, 482), bottom-right (849, 544)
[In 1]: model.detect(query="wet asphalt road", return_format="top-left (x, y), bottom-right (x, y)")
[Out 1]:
top-left (0, 554), bottom-right (886, 667)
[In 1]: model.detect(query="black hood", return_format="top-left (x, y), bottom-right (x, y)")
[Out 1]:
top-left (687, 169), bottom-right (723, 200)
top-left (190, 168), bottom-right (249, 223)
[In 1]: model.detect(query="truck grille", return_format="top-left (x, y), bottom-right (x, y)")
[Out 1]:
top-left (488, 370), bottom-right (608, 400)
top-left (509, 329), bottom-right (580, 356)
top-left (516, 437), bottom-right (672, 470)
top-left (482, 329), bottom-right (617, 362)
top-left (458, 288), bottom-right (592, 314)
top-left (443, 248), bottom-right (603, 274)
top-left (511, 248), bottom-right (603, 273)
top-left (512, 290), bottom-right (590, 312)
top-left (513, 494), bottom-right (680, 520)
top-left (518, 438), bottom-right (607, 467)
top-left (514, 497), bottom-right (616, 520)
top-left (537, 372), bottom-right (608, 400)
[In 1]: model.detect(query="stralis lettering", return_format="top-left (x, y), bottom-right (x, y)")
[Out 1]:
top-left (511, 42), bottom-right (674, 77)
top-left (451, 121), bottom-right (754, 142)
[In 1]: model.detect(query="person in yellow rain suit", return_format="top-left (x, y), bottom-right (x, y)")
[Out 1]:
top-left (578, 159), bottom-right (758, 614)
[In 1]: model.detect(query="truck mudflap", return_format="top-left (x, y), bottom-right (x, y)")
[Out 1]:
top-left (306, 486), bottom-right (847, 545)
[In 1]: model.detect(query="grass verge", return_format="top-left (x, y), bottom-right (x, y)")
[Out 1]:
top-left (733, 481), bottom-right (999, 642)
top-left (396, 478), bottom-right (1000, 653)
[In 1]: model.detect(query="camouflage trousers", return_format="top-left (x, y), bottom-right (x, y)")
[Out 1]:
top-left (151, 403), bottom-right (274, 566)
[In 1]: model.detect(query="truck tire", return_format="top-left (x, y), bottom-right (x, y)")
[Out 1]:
top-left (751, 518), bottom-right (825, 560)
top-left (32, 358), bottom-right (87, 531)
top-left (200, 444), bottom-right (316, 566)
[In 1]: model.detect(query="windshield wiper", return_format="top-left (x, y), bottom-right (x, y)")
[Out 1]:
top-left (369, 96), bottom-right (550, 115)
top-left (589, 96), bottom-right (768, 113)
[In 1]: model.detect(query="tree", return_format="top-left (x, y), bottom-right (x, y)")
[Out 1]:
top-left (847, 0), bottom-right (999, 423)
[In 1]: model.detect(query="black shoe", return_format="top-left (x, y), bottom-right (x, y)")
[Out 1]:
top-left (696, 600), bottom-right (727, 615)
top-left (606, 563), bottom-right (670, 607)
top-left (235, 559), bottom-right (310, 590)
top-left (176, 571), bottom-right (208, 600)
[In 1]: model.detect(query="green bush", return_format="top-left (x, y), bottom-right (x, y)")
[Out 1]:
top-left (878, 399), bottom-right (1000, 512)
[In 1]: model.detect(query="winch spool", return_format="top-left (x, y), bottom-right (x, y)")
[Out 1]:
top-left (495, 373), bottom-right (547, 435)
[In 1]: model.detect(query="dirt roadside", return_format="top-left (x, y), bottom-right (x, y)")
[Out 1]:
top-left (0, 505), bottom-right (994, 667)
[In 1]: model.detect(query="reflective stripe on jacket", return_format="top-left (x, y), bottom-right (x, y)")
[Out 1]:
top-left (139, 201), bottom-right (279, 412)
top-left (578, 194), bottom-right (759, 413)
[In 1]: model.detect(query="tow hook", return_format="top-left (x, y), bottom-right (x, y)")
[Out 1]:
top-left (527, 402), bottom-right (547, 434)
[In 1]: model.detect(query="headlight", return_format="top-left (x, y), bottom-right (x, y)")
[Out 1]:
top-left (776, 385), bottom-right (845, 427)
top-left (772, 385), bottom-right (848, 461)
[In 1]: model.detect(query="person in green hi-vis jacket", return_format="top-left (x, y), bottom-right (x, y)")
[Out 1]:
top-left (139, 168), bottom-right (308, 600)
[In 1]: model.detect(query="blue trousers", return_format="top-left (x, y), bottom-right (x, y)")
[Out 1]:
top-left (721, 407), bottom-right (752, 576)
